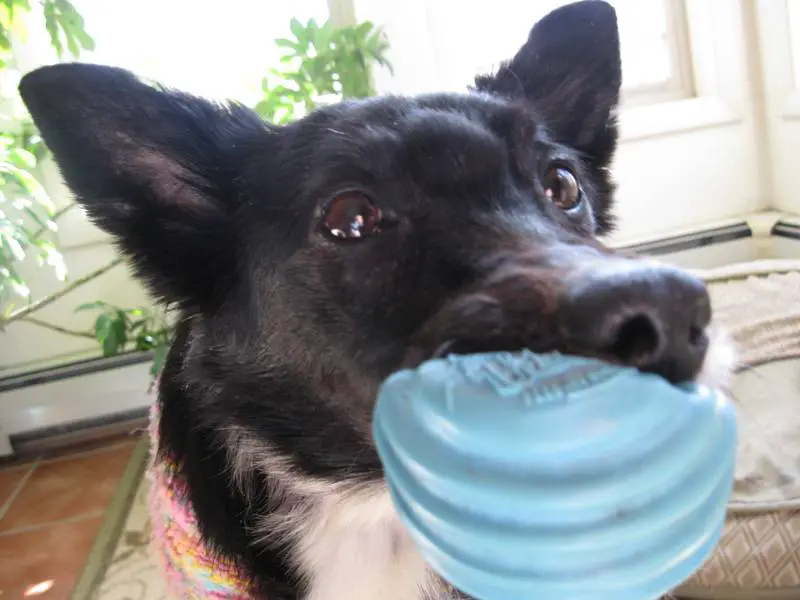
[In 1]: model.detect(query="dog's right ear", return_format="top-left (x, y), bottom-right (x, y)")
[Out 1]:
top-left (474, 1), bottom-right (621, 171)
top-left (19, 63), bottom-right (270, 307)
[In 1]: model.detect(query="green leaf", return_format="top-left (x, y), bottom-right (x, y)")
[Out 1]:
top-left (75, 301), bottom-right (110, 312)
top-left (1, 233), bottom-right (24, 261)
top-left (315, 20), bottom-right (334, 49)
top-left (64, 31), bottom-right (79, 57)
top-left (1, 259), bottom-right (30, 298)
top-left (9, 147), bottom-right (35, 169)
top-left (94, 313), bottom-right (112, 341)
top-left (355, 21), bottom-right (374, 38)
top-left (1, 165), bottom-right (52, 211)
top-left (0, 27), bottom-right (10, 53)
top-left (108, 316), bottom-right (127, 355)
top-left (2, 300), bottom-right (15, 319)
top-left (74, 27), bottom-right (94, 51)
top-left (274, 37), bottom-right (298, 50)
top-left (97, 313), bottom-right (126, 356)
top-left (289, 17), bottom-right (304, 41)
top-left (102, 330), bottom-right (118, 355)
top-left (42, 3), bottom-right (63, 57)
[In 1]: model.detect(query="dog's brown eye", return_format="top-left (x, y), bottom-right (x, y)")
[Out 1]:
top-left (322, 191), bottom-right (382, 240)
top-left (543, 166), bottom-right (582, 211)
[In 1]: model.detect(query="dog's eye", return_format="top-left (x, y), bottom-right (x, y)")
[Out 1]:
top-left (543, 166), bottom-right (582, 211)
top-left (322, 191), bottom-right (382, 240)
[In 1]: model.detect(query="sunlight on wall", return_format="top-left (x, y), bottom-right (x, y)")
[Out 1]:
top-left (422, 0), bottom-right (676, 93)
top-left (74, 0), bottom-right (330, 104)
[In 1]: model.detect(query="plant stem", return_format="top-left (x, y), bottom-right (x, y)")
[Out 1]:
top-left (2, 256), bottom-right (124, 326)
top-left (18, 203), bottom-right (78, 255)
top-left (46, 202), bottom-right (78, 229)
top-left (20, 316), bottom-right (94, 339)
top-left (34, 202), bottom-right (77, 240)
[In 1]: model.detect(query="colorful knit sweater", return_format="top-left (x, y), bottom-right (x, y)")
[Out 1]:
top-left (147, 403), bottom-right (255, 599)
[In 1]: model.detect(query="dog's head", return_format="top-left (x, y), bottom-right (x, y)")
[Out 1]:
top-left (19, 1), bottom-right (733, 477)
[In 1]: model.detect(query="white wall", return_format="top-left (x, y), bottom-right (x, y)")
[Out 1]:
top-left (0, 360), bottom-right (153, 436)
top-left (754, 0), bottom-right (800, 215)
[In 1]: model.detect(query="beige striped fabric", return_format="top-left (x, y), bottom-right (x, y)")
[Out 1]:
top-left (674, 260), bottom-right (800, 599)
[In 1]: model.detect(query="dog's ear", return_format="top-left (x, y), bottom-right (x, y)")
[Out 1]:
top-left (19, 63), bottom-right (270, 307)
top-left (475, 1), bottom-right (621, 168)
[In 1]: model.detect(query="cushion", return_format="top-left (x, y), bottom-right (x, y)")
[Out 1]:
top-left (674, 259), bottom-right (800, 600)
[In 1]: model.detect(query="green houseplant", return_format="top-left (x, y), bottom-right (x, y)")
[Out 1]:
top-left (0, 4), bottom-right (391, 381)
top-left (1, 0), bottom-right (92, 311)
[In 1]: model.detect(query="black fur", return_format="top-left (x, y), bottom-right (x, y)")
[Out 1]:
top-left (19, 2), bottom-right (710, 597)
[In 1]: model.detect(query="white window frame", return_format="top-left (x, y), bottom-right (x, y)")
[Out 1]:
top-left (789, 0), bottom-right (800, 91)
top-left (443, 0), bottom-right (696, 108)
top-left (753, 0), bottom-right (800, 214)
top-left (759, 0), bottom-right (800, 120)
top-left (353, 0), bottom-right (747, 144)
top-left (621, 0), bottom-right (695, 107)
top-left (617, 0), bottom-right (747, 141)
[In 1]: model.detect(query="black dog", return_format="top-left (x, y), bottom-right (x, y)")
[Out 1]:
top-left (19, 2), bottom-right (733, 598)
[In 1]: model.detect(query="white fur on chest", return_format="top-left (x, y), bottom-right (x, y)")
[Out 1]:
top-left (295, 485), bottom-right (436, 600)
top-left (233, 435), bottom-right (444, 600)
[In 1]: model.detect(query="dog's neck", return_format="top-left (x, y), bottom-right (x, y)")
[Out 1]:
top-left (151, 401), bottom-right (464, 599)
top-left (224, 425), bottom-right (454, 599)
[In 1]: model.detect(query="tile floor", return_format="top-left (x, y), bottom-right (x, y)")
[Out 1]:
top-left (91, 476), bottom-right (170, 600)
top-left (0, 435), bottom-right (139, 600)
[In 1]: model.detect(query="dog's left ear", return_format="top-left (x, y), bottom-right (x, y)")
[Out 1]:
top-left (475, 0), bottom-right (621, 168)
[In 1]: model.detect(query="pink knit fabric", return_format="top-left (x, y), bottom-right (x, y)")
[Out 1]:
top-left (147, 403), bottom-right (255, 599)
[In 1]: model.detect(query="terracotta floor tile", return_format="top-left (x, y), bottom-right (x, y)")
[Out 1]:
top-left (0, 465), bottom-right (34, 509)
top-left (0, 515), bottom-right (102, 599)
top-left (0, 445), bottom-right (134, 533)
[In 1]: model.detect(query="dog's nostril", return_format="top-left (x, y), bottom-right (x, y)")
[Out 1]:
top-left (605, 313), bottom-right (662, 364)
top-left (562, 266), bottom-right (712, 383)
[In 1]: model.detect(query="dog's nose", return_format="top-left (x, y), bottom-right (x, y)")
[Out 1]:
top-left (562, 263), bottom-right (711, 383)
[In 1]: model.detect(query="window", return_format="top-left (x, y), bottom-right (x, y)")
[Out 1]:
top-left (423, 0), bottom-right (694, 105)
top-left (73, 0), bottom-right (331, 105)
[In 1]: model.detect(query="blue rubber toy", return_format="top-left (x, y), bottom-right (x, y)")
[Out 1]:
top-left (373, 350), bottom-right (737, 600)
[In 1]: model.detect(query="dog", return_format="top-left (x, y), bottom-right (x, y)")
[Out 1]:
top-left (19, 1), bottom-right (734, 598)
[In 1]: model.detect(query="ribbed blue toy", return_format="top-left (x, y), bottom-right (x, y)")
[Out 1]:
top-left (373, 350), bottom-right (737, 600)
